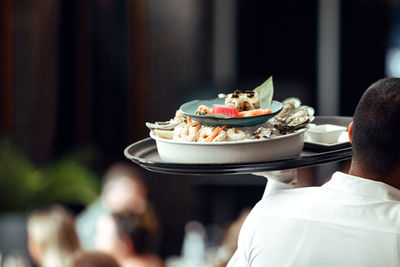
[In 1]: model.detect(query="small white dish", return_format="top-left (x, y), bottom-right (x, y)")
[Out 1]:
top-left (304, 131), bottom-right (350, 152)
top-left (306, 131), bottom-right (349, 146)
top-left (305, 124), bottom-right (347, 144)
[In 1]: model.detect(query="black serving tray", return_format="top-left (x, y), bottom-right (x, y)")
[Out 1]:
top-left (124, 116), bottom-right (353, 175)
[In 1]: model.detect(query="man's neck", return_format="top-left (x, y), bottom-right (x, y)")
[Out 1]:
top-left (348, 161), bottom-right (400, 190)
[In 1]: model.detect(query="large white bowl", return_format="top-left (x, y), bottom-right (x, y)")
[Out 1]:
top-left (150, 128), bottom-right (307, 164)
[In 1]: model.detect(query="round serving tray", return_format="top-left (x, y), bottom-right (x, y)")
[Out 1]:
top-left (124, 116), bottom-right (353, 175)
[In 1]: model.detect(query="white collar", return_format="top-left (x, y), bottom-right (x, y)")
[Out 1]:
top-left (322, 171), bottom-right (400, 202)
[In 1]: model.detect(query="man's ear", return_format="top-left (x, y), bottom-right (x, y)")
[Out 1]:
top-left (348, 121), bottom-right (353, 144)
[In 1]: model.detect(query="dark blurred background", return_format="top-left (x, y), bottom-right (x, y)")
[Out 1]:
top-left (1, 0), bottom-right (400, 262)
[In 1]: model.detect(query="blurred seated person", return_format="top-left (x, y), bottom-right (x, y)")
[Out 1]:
top-left (2, 251), bottom-right (30, 267)
top-left (71, 251), bottom-right (120, 267)
top-left (214, 209), bottom-right (251, 267)
top-left (76, 162), bottom-right (158, 249)
top-left (228, 78), bottom-right (400, 266)
top-left (94, 212), bottom-right (164, 267)
top-left (27, 205), bottom-right (80, 267)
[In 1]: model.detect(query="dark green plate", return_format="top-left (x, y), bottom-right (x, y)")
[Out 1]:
top-left (179, 98), bottom-right (283, 127)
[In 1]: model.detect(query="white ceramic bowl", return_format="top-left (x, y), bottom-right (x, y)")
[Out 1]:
top-left (305, 124), bottom-right (347, 144)
top-left (150, 128), bottom-right (307, 164)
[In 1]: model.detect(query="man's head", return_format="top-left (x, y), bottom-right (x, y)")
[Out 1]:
top-left (351, 77), bottom-right (400, 178)
top-left (101, 163), bottom-right (148, 214)
top-left (94, 212), bottom-right (152, 258)
top-left (27, 205), bottom-right (80, 266)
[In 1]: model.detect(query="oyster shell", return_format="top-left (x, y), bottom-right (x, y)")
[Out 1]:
top-left (285, 105), bottom-right (314, 125)
top-left (153, 129), bottom-right (175, 139)
top-left (275, 97), bottom-right (302, 121)
top-left (283, 97), bottom-right (301, 108)
top-left (146, 120), bottom-right (182, 139)
top-left (145, 120), bottom-right (181, 131)
top-left (253, 127), bottom-right (277, 139)
top-left (274, 105), bottom-right (315, 134)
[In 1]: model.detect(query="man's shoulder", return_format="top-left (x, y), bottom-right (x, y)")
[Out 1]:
top-left (258, 186), bottom-right (319, 207)
top-left (248, 185), bottom-right (400, 234)
top-left (252, 186), bottom-right (319, 216)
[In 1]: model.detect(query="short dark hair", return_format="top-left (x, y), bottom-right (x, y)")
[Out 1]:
top-left (352, 77), bottom-right (400, 176)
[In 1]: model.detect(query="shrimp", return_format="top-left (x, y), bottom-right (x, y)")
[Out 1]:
top-left (187, 117), bottom-right (200, 127)
top-left (211, 127), bottom-right (227, 142)
top-left (226, 128), bottom-right (246, 141)
top-left (197, 126), bottom-right (227, 142)
top-left (173, 122), bottom-right (200, 142)
top-left (173, 123), bottom-right (186, 141)
top-left (237, 109), bottom-right (272, 117)
top-left (174, 110), bottom-right (186, 122)
top-left (205, 126), bottom-right (227, 142)
top-left (195, 105), bottom-right (212, 116)
top-left (197, 126), bottom-right (214, 142)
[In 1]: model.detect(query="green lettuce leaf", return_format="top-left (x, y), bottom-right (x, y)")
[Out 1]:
top-left (254, 76), bottom-right (274, 109)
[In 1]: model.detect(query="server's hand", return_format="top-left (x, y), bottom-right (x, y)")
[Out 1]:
top-left (252, 169), bottom-right (298, 185)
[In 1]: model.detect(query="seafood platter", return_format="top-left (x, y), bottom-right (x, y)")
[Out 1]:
top-left (141, 77), bottom-right (316, 164)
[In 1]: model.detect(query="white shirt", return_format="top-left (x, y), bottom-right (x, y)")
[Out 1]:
top-left (228, 172), bottom-right (400, 267)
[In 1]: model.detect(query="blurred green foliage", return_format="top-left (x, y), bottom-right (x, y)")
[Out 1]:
top-left (0, 138), bottom-right (101, 212)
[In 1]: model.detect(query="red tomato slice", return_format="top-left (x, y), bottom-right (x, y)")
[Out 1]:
top-left (212, 104), bottom-right (239, 117)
